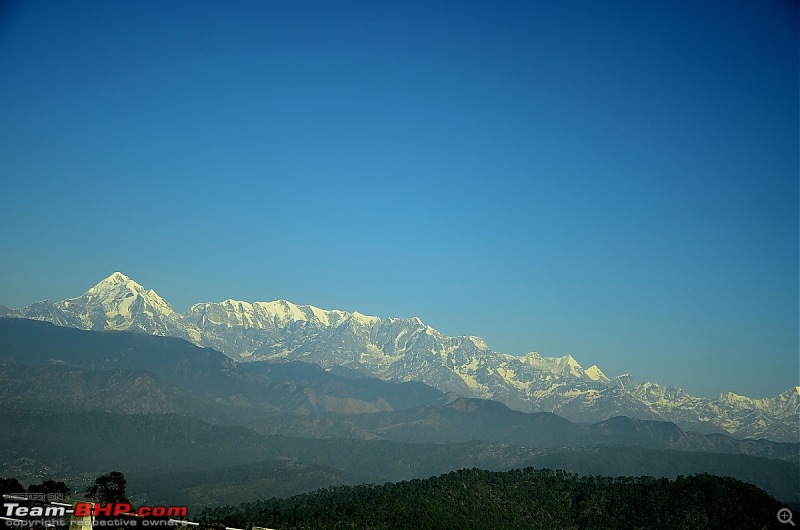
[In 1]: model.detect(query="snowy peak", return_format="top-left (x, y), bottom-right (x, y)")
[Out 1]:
top-left (72, 271), bottom-right (150, 302)
top-left (56, 272), bottom-right (180, 335)
top-left (186, 299), bottom-right (285, 329)
top-left (468, 336), bottom-right (490, 351)
top-left (255, 300), bottom-right (310, 324)
top-left (352, 311), bottom-right (381, 327)
top-left (521, 351), bottom-right (592, 380)
top-left (585, 365), bottom-right (610, 383)
top-left (96, 271), bottom-right (133, 287)
top-left (612, 374), bottom-right (639, 393)
top-left (718, 391), bottom-right (750, 406)
top-left (185, 298), bottom-right (377, 331)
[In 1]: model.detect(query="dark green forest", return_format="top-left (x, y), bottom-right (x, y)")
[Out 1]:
top-left (200, 467), bottom-right (796, 529)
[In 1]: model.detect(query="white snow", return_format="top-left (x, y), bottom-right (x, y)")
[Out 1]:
top-left (352, 311), bottom-right (380, 326)
top-left (257, 300), bottom-right (309, 324)
top-left (308, 305), bottom-right (331, 325)
top-left (468, 336), bottom-right (489, 350)
top-left (522, 352), bottom-right (588, 378)
top-left (117, 292), bottom-right (136, 317)
top-left (585, 365), bottom-right (610, 382)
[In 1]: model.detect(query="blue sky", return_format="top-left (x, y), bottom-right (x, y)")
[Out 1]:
top-left (0, 0), bottom-right (797, 399)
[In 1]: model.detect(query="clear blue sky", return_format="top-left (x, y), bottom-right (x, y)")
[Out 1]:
top-left (1, 0), bottom-right (797, 399)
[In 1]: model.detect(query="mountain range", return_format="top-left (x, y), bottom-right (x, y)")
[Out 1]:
top-left (0, 317), bottom-right (798, 507)
top-left (3, 272), bottom-right (798, 443)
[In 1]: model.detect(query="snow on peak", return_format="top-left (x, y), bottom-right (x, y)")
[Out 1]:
top-left (307, 305), bottom-right (332, 325)
top-left (257, 300), bottom-right (309, 323)
top-left (90, 272), bottom-right (140, 292)
top-left (719, 391), bottom-right (752, 406)
top-left (84, 277), bottom-right (142, 301)
top-left (585, 364), bottom-right (610, 382)
top-left (614, 374), bottom-right (637, 389)
top-left (564, 354), bottom-right (579, 367)
top-left (519, 351), bottom-right (593, 378)
top-left (190, 298), bottom-right (375, 330)
top-left (561, 355), bottom-right (585, 377)
top-left (352, 311), bottom-right (380, 326)
top-left (58, 272), bottom-right (178, 330)
top-left (468, 336), bottom-right (489, 351)
top-left (82, 273), bottom-right (172, 312)
top-left (106, 271), bottom-right (131, 283)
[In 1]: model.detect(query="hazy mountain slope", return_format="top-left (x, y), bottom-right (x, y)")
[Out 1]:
top-left (1, 407), bottom-right (796, 508)
top-left (6, 272), bottom-right (798, 442)
top-left (241, 361), bottom-right (443, 414)
top-left (0, 318), bottom-right (444, 417)
top-left (0, 364), bottom-right (196, 415)
top-left (327, 396), bottom-right (799, 461)
top-left (128, 460), bottom-right (380, 510)
top-left (0, 409), bottom-right (278, 477)
top-left (3, 318), bottom-right (796, 465)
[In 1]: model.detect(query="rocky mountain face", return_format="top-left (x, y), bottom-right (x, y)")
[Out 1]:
top-left (7, 272), bottom-right (799, 442)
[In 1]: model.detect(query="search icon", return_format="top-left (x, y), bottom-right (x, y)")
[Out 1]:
top-left (778, 508), bottom-right (795, 526)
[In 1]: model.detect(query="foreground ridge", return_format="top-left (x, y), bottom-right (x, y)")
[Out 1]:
top-left (199, 467), bottom-right (794, 530)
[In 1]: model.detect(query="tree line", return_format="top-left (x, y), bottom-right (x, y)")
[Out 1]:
top-left (200, 467), bottom-right (795, 529)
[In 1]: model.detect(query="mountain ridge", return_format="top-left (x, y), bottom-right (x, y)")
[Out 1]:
top-left (1, 316), bottom-right (798, 506)
top-left (2, 318), bottom-right (796, 464)
top-left (5, 272), bottom-right (798, 442)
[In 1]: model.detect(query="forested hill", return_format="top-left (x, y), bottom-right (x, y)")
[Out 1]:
top-left (200, 467), bottom-right (795, 530)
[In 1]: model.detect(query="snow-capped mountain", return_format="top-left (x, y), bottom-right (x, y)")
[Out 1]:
top-left (16, 272), bottom-right (190, 340)
top-left (6, 272), bottom-right (799, 442)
